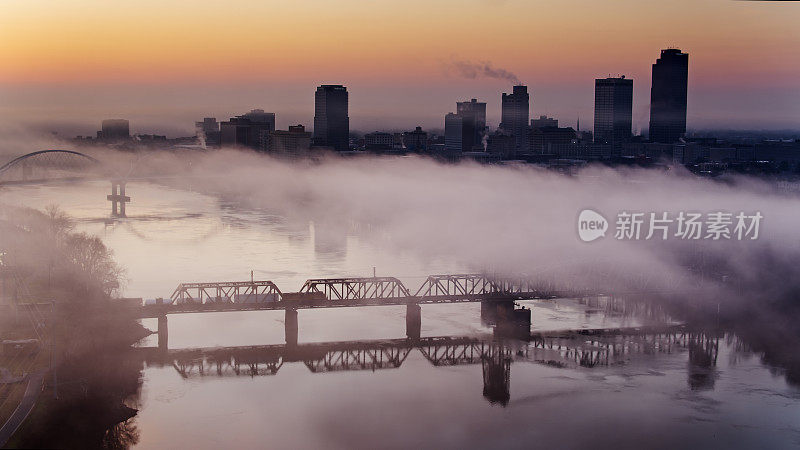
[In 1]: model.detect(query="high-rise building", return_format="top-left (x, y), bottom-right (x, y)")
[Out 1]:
top-left (456, 99), bottom-right (487, 151)
top-left (649, 49), bottom-right (688, 144)
top-left (594, 76), bottom-right (633, 155)
top-left (220, 109), bottom-right (275, 150)
top-left (98, 119), bottom-right (130, 141)
top-left (444, 113), bottom-right (464, 154)
top-left (500, 85), bottom-right (530, 153)
top-left (313, 84), bottom-right (349, 151)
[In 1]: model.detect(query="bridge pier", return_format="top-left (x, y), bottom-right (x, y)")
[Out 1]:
top-left (406, 303), bottom-right (421, 341)
top-left (480, 300), bottom-right (495, 325)
top-left (481, 300), bottom-right (515, 326)
top-left (491, 301), bottom-right (531, 339)
top-left (157, 315), bottom-right (168, 350)
top-left (107, 180), bottom-right (131, 217)
top-left (285, 308), bottom-right (298, 347)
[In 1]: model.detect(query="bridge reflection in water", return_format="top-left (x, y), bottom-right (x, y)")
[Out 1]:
top-left (135, 328), bottom-right (719, 406)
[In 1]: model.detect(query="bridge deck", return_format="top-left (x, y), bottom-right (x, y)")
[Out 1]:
top-left (134, 293), bottom-right (545, 318)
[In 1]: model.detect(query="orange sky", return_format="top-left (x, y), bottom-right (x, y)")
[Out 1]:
top-left (1, 0), bottom-right (799, 132)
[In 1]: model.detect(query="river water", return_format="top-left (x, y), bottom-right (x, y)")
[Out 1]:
top-left (2, 180), bottom-right (799, 449)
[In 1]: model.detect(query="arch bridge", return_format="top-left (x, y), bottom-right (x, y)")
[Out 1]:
top-left (0, 150), bottom-right (102, 184)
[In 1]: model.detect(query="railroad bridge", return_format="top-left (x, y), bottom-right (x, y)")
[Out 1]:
top-left (134, 274), bottom-right (568, 349)
top-left (131, 272), bottom-right (686, 350)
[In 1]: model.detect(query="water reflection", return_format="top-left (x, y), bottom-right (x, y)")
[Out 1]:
top-left (136, 329), bottom-right (729, 408)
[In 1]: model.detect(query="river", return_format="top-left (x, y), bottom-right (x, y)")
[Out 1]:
top-left (2, 180), bottom-right (799, 449)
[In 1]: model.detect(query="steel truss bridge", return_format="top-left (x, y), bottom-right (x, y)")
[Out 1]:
top-left (135, 327), bottom-right (718, 405)
top-left (139, 272), bottom-right (687, 318)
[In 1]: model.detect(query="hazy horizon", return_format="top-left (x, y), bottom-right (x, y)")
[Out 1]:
top-left (1, 0), bottom-right (798, 138)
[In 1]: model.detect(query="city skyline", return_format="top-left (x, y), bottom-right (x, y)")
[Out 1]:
top-left (1, 1), bottom-right (798, 136)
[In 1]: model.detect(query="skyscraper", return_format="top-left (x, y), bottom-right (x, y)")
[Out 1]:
top-left (594, 76), bottom-right (633, 155)
top-left (456, 99), bottom-right (487, 151)
top-left (649, 49), bottom-right (688, 144)
top-left (500, 85), bottom-right (530, 154)
top-left (444, 113), bottom-right (464, 154)
top-left (314, 84), bottom-right (349, 151)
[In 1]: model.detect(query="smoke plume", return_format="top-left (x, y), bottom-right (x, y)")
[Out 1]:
top-left (446, 58), bottom-right (521, 85)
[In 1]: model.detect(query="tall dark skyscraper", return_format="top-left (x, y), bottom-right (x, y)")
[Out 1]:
top-left (314, 84), bottom-right (349, 151)
top-left (500, 85), bottom-right (530, 153)
top-left (594, 76), bottom-right (633, 154)
top-left (456, 98), bottom-right (487, 151)
top-left (649, 49), bottom-right (688, 143)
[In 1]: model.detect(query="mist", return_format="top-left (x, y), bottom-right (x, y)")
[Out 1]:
top-left (71, 146), bottom-right (797, 314)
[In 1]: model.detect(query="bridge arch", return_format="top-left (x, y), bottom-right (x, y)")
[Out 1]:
top-left (0, 149), bottom-right (101, 182)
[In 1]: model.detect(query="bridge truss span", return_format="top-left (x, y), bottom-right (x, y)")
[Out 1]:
top-left (298, 277), bottom-right (411, 302)
top-left (414, 274), bottom-right (516, 301)
top-left (169, 280), bottom-right (283, 305)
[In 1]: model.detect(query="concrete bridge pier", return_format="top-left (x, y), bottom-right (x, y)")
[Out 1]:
top-left (406, 303), bottom-right (421, 341)
top-left (157, 315), bottom-right (168, 350)
top-left (285, 308), bottom-right (298, 347)
top-left (107, 180), bottom-right (131, 217)
top-left (480, 300), bottom-right (498, 325)
top-left (493, 302), bottom-right (532, 339)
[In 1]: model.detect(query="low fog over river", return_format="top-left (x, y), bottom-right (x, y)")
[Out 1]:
top-left (2, 172), bottom-right (799, 449)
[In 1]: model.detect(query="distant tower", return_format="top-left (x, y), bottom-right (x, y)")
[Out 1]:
top-left (314, 85), bottom-right (350, 151)
top-left (500, 85), bottom-right (530, 153)
top-left (649, 49), bottom-right (688, 143)
top-left (594, 76), bottom-right (633, 155)
top-left (99, 119), bottom-right (130, 141)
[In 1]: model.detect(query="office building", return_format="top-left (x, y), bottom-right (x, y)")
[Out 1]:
top-left (364, 131), bottom-right (394, 151)
top-left (500, 85), bottom-right (530, 153)
top-left (268, 125), bottom-right (312, 158)
top-left (98, 119), bottom-right (130, 141)
top-left (444, 113), bottom-right (464, 154)
top-left (314, 84), bottom-right (349, 151)
top-left (486, 130), bottom-right (515, 159)
top-left (402, 126), bottom-right (428, 152)
top-left (649, 49), bottom-right (688, 144)
top-left (531, 115), bottom-right (558, 129)
top-left (195, 117), bottom-right (221, 147)
top-left (220, 109), bottom-right (276, 150)
top-left (456, 99), bottom-right (487, 151)
top-left (594, 76), bottom-right (633, 155)
top-left (529, 126), bottom-right (576, 154)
